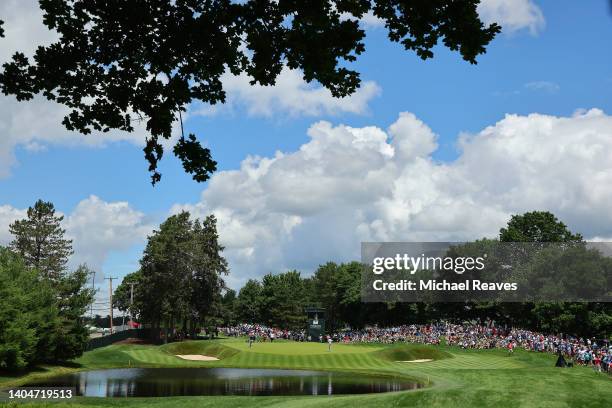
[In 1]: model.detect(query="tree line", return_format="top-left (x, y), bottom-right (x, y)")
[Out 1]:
top-left (224, 212), bottom-right (611, 338)
top-left (0, 200), bottom-right (94, 371)
top-left (4, 200), bottom-right (607, 372)
top-left (116, 210), bottom-right (610, 339)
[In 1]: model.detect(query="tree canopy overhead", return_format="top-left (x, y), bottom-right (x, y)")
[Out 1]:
top-left (0, 0), bottom-right (500, 184)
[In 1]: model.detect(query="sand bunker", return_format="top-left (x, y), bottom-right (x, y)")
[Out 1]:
top-left (175, 354), bottom-right (219, 361)
top-left (396, 359), bottom-right (433, 363)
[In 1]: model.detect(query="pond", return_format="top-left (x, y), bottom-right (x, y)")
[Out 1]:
top-left (25, 367), bottom-right (422, 397)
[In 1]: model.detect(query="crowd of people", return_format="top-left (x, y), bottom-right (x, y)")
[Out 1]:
top-left (334, 321), bottom-right (612, 372)
top-left (221, 320), bottom-right (612, 373)
top-left (222, 323), bottom-right (306, 342)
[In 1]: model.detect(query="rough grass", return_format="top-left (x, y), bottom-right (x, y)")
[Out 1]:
top-left (1, 338), bottom-right (611, 408)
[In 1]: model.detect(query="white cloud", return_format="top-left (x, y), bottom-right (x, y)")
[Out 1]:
top-left (341, 1), bottom-right (545, 35)
top-left (478, 0), bottom-right (545, 35)
top-left (196, 67), bottom-right (381, 118)
top-left (524, 81), bottom-right (560, 93)
top-left (0, 96), bottom-right (154, 178)
top-left (358, 11), bottom-right (385, 29)
top-left (175, 108), bottom-right (612, 288)
top-left (0, 196), bottom-right (153, 275)
top-left (0, 205), bottom-right (26, 245)
top-left (64, 196), bottom-right (153, 271)
top-left (0, 1), bottom-right (181, 178)
top-left (0, 0), bottom-right (58, 63)
top-left (339, 10), bottom-right (385, 29)
top-left (0, 2), bottom-right (379, 177)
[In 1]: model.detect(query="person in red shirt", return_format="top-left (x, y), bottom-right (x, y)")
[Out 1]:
top-left (593, 355), bottom-right (601, 372)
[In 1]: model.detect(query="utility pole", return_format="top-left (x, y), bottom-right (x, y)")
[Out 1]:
top-left (105, 277), bottom-right (116, 334)
top-left (128, 282), bottom-right (137, 328)
top-left (90, 270), bottom-right (96, 318)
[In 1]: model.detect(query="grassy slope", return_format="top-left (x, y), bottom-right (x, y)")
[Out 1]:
top-left (374, 343), bottom-right (452, 362)
top-left (1, 338), bottom-right (611, 408)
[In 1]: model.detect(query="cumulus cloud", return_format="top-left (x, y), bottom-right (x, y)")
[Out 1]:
top-left (0, 96), bottom-right (154, 178)
top-left (478, 0), bottom-right (545, 35)
top-left (358, 11), bottom-right (385, 29)
top-left (0, 0), bottom-right (178, 178)
top-left (0, 205), bottom-right (27, 245)
top-left (174, 109), bottom-right (612, 287)
top-left (0, 196), bottom-right (153, 275)
top-left (339, 10), bottom-right (385, 29)
top-left (195, 67), bottom-right (381, 118)
top-left (0, 2), bottom-right (379, 177)
top-left (64, 196), bottom-right (153, 271)
top-left (340, 1), bottom-right (545, 34)
top-left (0, 0), bottom-right (58, 63)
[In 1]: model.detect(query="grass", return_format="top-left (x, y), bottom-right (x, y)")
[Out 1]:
top-left (374, 343), bottom-right (452, 362)
top-left (1, 338), bottom-right (611, 407)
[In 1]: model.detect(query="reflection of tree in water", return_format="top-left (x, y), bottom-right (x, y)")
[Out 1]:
top-left (28, 368), bottom-right (419, 397)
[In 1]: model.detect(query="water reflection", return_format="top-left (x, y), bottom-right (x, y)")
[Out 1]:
top-left (27, 368), bottom-right (421, 397)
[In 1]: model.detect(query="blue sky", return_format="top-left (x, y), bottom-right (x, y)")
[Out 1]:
top-left (1, 0), bottom-right (612, 293)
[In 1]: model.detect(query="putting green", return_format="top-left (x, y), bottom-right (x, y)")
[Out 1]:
top-left (2, 338), bottom-right (611, 407)
top-left (226, 339), bottom-right (383, 354)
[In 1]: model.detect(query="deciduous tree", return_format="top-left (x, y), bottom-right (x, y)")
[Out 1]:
top-left (235, 279), bottom-right (263, 324)
top-left (137, 212), bottom-right (228, 336)
top-left (0, 0), bottom-right (499, 183)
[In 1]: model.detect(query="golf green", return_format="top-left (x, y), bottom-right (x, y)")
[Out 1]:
top-left (1, 338), bottom-right (611, 407)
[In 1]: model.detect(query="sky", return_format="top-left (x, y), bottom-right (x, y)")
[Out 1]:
top-left (1, 0), bottom-right (612, 303)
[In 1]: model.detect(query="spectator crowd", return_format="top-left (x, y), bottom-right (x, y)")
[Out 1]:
top-left (221, 320), bottom-right (612, 373)
top-left (222, 323), bottom-right (306, 342)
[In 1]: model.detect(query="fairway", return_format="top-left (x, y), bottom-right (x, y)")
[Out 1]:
top-left (2, 338), bottom-right (611, 408)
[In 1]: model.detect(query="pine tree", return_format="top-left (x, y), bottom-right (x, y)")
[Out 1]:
top-left (9, 200), bottom-right (73, 281)
top-left (51, 265), bottom-right (96, 361)
top-left (0, 247), bottom-right (59, 370)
